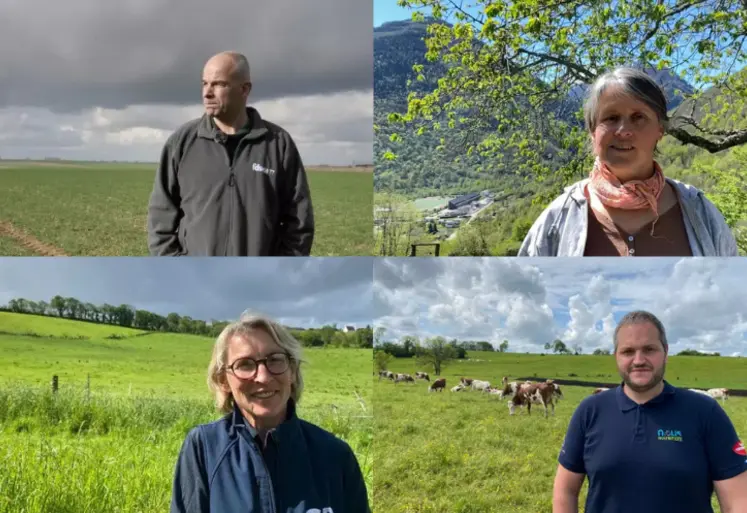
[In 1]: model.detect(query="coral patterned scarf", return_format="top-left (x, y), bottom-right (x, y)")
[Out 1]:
top-left (588, 158), bottom-right (665, 222)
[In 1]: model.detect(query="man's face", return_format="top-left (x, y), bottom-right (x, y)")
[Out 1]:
top-left (615, 322), bottom-right (667, 393)
top-left (201, 57), bottom-right (250, 119)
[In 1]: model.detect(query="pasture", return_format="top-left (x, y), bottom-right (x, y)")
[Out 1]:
top-left (373, 352), bottom-right (747, 513)
top-left (0, 313), bottom-right (372, 513)
top-left (0, 161), bottom-right (373, 256)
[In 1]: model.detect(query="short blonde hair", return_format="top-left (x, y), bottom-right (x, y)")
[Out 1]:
top-left (207, 312), bottom-right (304, 414)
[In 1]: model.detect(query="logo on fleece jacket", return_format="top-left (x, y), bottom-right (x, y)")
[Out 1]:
top-left (252, 163), bottom-right (275, 176)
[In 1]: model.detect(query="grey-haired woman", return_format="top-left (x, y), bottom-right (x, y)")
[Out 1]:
top-left (519, 67), bottom-right (736, 257)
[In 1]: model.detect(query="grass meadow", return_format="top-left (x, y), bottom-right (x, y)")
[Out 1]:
top-left (373, 351), bottom-right (747, 513)
top-left (0, 313), bottom-right (373, 513)
top-left (0, 161), bottom-right (373, 256)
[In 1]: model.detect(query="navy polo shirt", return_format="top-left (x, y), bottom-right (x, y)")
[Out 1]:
top-left (558, 381), bottom-right (747, 513)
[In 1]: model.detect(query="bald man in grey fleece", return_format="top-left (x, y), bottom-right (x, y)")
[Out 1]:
top-left (147, 51), bottom-right (314, 256)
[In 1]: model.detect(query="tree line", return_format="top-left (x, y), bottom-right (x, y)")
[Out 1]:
top-left (2, 297), bottom-right (373, 349)
top-left (375, 334), bottom-right (725, 375)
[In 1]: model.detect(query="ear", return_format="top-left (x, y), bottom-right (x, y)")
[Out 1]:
top-left (218, 372), bottom-right (231, 394)
top-left (243, 81), bottom-right (252, 97)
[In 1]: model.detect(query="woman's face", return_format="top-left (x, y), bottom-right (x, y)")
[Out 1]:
top-left (221, 328), bottom-right (295, 429)
top-left (591, 84), bottom-right (664, 181)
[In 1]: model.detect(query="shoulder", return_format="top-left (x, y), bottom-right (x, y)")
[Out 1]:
top-left (573, 389), bottom-right (615, 421)
top-left (668, 177), bottom-right (736, 254)
top-left (535, 180), bottom-right (587, 223)
top-left (170, 117), bottom-right (203, 141)
top-left (519, 180), bottom-right (586, 255)
top-left (251, 108), bottom-right (296, 145)
top-left (672, 387), bottom-right (719, 411)
top-left (298, 419), bottom-right (355, 458)
top-left (182, 414), bottom-right (233, 447)
top-left (669, 178), bottom-right (720, 214)
top-left (667, 178), bottom-right (707, 201)
top-left (163, 117), bottom-right (204, 153)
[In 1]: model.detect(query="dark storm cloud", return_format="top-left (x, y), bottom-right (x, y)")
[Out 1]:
top-left (0, 258), bottom-right (374, 326)
top-left (0, 0), bottom-right (373, 112)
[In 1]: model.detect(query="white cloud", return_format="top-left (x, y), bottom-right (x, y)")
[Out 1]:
top-left (0, 91), bottom-right (372, 164)
top-left (374, 258), bottom-right (747, 356)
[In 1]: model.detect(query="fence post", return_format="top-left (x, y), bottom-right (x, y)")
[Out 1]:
top-left (51, 375), bottom-right (58, 394)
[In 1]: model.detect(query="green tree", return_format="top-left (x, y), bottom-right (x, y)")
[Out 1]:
top-left (51, 295), bottom-right (65, 317)
top-left (499, 340), bottom-right (509, 353)
top-left (374, 192), bottom-right (422, 256)
top-left (393, 0), bottom-right (747, 179)
top-left (545, 339), bottom-right (571, 354)
top-left (416, 336), bottom-right (458, 375)
top-left (374, 350), bottom-right (394, 372)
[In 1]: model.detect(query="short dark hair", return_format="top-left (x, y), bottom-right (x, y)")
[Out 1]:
top-left (613, 310), bottom-right (668, 353)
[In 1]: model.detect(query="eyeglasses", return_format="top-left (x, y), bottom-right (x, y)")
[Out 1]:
top-left (225, 352), bottom-right (292, 380)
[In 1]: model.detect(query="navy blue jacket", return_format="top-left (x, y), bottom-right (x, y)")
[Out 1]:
top-left (170, 401), bottom-right (370, 513)
top-left (559, 381), bottom-right (747, 513)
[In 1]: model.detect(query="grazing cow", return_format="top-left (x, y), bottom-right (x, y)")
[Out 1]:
top-left (592, 387), bottom-right (610, 395)
top-left (688, 388), bottom-right (712, 397)
top-left (707, 388), bottom-right (729, 402)
top-left (429, 378), bottom-right (446, 392)
top-left (451, 384), bottom-right (465, 392)
top-left (394, 373), bottom-right (415, 384)
top-left (415, 371), bottom-right (431, 382)
top-left (460, 377), bottom-right (474, 386)
top-left (508, 382), bottom-right (556, 417)
top-left (549, 382), bottom-right (564, 401)
top-left (378, 370), bottom-right (394, 380)
top-left (471, 379), bottom-right (491, 392)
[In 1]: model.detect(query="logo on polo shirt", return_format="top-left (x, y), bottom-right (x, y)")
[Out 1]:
top-left (252, 163), bottom-right (276, 176)
top-left (734, 441), bottom-right (746, 456)
top-left (657, 429), bottom-right (683, 442)
top-left (305, 509), bottom-right (333, 513)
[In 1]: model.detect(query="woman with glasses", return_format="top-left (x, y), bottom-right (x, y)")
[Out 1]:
top-left (169, 312), bottom-right (370, 513)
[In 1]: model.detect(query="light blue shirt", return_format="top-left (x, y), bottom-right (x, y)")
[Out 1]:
top-left (518, 178), bottom-right (738, 256)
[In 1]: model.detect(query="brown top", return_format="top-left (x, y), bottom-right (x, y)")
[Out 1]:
top-left (584, 203), bottom-right (693, 256)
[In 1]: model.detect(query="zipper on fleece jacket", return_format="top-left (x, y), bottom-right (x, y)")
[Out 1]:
top-left (219, 140), bottom-right (237, 257)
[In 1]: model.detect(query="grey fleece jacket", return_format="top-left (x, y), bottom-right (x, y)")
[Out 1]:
top-left (518, 178), bottom-right (738, 256)
top-left (147, 107), bottom-right (314, 256)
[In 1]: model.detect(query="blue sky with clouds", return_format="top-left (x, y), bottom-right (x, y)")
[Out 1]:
top-left (0, 258), bottom-right (373, 329)
top-left (374, 258), bottom-right (747, 357)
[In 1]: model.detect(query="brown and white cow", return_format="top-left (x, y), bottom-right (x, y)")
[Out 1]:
top-left (460, 377), bottom-right (474, 386)
top-left (508, 382), bottom-right (556, 417)
top-left (707, 388), bottom-right (729, 402)
top-left (415, 371), bottom-right (431, 382)
top-left (592, 387), bottom-right (610, 395)
top-left (429, 378), bottom-right (446, 392)
top-left (451, 384), bottom-right (465, 392)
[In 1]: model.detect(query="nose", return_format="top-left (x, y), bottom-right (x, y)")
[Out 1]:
top-left (632, 350), bottom-right (647, 365)
top-left (615, 118), bottom-right (633, 137)
top-left (253, 361), bottom-right (273, 382)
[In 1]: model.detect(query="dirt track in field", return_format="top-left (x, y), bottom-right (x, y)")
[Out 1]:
top-left (0, 220), bottom-right (69, 256)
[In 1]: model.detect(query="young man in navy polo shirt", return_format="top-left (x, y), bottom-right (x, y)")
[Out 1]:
top-left (553, 310), bottom-right (747, 513)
